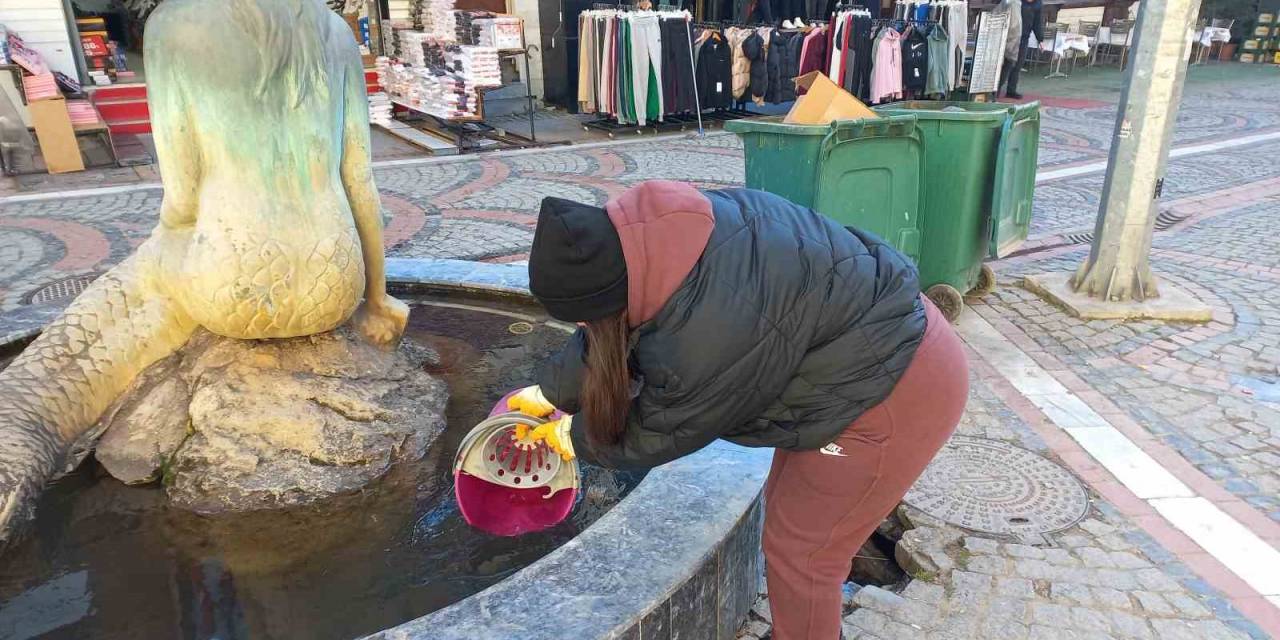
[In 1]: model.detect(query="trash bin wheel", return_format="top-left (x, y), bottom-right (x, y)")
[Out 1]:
top-left (926, 284), bottom-right (964, 323)
top-left (970, 264), bottom-right (997, 297)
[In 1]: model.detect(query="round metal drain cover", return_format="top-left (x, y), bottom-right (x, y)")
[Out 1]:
top-left (21, 273), bottom-right (99, 306)
top-left (904, 436), bottom-right (1089, 536)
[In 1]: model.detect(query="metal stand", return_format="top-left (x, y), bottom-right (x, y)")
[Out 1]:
top-left (384, 45), bottom-right (568, 154)
top-left (512, 46), bottom-right (538, 142)
top-left (1045, 50), bottom-right (1070, 78)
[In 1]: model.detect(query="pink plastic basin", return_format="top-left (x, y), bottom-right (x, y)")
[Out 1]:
top-left (454, 390), bottom-right (576, 536)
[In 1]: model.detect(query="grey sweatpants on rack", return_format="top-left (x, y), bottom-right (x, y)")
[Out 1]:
top-left (630, 15), bottom-right (664, 126)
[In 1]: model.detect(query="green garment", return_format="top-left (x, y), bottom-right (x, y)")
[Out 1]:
top-left (620, 21), bottom-right (635, 124)
top-left (925, 26), bottom-right (950, 98)
top-left (646, 64), bottom-right (659, 122)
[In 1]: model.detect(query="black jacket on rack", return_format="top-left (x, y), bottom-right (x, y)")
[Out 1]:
top-left (661, 17), bottom-right (699, 114)
top-left (742, 31), bottom-right (768, 102)
top-left (766, 31), bottom-right (787, 104)
top-left (696, 32), bottom-right (733, 110)
top-left (902, 26), bottom-right (929, 94)
top-left (782, 30), bottom-right (803, 102)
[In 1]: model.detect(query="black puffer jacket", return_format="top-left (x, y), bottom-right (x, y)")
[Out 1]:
top-left (538, 186), bottom-right (926, 470)
top-left (782, 29), bottom-right (804, 102)
top-left (742, 31), bottom-right (768, 103)
top-left (765, 30), bottom-right (786, 104)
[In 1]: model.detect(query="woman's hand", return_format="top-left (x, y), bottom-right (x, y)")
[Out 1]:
top-left (353, 294), bottom-right (410, 347)
top-left (516, 415), bottom-right (576, 461)
top-left (507, 386), bottom-right (557, 418)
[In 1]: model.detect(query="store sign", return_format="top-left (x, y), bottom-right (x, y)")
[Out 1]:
top-left (80, 35), bottom-right (110, 58)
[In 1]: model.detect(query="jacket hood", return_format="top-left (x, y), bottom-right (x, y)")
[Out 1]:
top-left (605, 181), bottom-right (715, 327)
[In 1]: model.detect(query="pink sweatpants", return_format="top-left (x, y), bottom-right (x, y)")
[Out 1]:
top-left (763, 298), bottom-right (969, 640)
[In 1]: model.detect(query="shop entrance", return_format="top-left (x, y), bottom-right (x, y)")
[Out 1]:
top-left (69, 0), bottom-right (154, 85)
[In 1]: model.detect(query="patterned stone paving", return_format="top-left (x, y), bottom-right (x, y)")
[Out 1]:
top-left (5, 75), bottom-right (1280, 312)
top-left (985, 198), bottom-right (1280, 523)
top-left (1030, 139), bottom-right (1280, 238)
top-left (736, 368), bottom-right (1269, 640)
top-left (1034, 84), bottom-right (1280, 171)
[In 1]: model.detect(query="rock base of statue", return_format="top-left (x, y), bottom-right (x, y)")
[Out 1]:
top-left (93, 325), bottom-right (448, 513)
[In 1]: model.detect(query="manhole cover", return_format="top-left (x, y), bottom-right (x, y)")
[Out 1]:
top-left (904, 436), bottom-right (1089, 536)
top-left (21, 273), bottom-right (99, 306)
top-left (507, 322), bottom-right (534, 335)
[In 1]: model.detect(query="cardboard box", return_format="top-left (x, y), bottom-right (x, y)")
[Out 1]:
top-left (1240, 52), bottom-right (1257, 63)
top-left (1255, 25), bottom-right (1272, 37)
top-left (1260, 13), bottom-right (1275, 24)
top-left (1243, 39), bottom-right (1260, 51)
top-left (784, 71), bottom-right (878, 125)
top-left (28, 97), bottom-right (85, 173)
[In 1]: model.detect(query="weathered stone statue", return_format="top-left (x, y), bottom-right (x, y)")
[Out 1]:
top-left (0, 0), bottom-right (445, 547)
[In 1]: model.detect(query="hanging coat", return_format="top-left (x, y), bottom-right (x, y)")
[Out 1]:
top-left (728, 27), bottom-right (753, 101)
top-left (742, 31), bottom-right (768, 103)
top-left (901, 27), bottom-right (929, 93)
top-left (695, 32), bottom-right (733, 110)
top-left (765, 30), bottom-right (788, 104)
top-left (782, 28), bottom-right (804, 102)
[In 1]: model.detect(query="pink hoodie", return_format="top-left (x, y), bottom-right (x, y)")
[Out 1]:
top-left (604, 181), bottom-right (716, 327)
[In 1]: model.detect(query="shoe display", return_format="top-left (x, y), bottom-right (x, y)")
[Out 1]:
top-left (782, 19), bottom-right (795, 28)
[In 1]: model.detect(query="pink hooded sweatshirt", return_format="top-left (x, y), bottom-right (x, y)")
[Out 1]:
top-left (604, 181), bottom-right (716, 327)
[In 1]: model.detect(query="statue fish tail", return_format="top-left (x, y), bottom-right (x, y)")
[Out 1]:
top-left (0, 252), bottom-right (196, 549)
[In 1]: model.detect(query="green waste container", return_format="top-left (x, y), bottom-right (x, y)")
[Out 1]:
top-left (989, 102), bottom-right (1041, 260)
top-left (871, 101), bottom-right (1040, 319)
top-left (724, 115), bottom-right (926, 263)
top-left (727, 103), bottom-right (1039, 321)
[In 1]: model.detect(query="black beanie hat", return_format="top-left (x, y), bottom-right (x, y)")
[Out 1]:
top-left (528, 197), bottom-right (628, 322)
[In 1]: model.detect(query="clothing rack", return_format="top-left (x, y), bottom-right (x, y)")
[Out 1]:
top-left (579, 8), bottom-right (720, 134)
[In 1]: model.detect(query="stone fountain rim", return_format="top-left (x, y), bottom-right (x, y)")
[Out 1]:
top-left (0, 257), bottom-right (771, 640)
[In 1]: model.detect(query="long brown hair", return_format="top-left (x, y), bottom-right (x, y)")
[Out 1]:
top-left (580, 311), bottom-right (631, 448)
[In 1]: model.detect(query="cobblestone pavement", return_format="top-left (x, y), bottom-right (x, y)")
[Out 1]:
top-left (1033, 83), bottom-right (1280, 170)
top-left (1029, 139), bottom-right (1280, 239)
top-left (736, 364), bottom-right (1269, 640)
top-left (985, 197), bottom-right (1280, 523)
top-left (4, 75), bottom-right (1280, 312)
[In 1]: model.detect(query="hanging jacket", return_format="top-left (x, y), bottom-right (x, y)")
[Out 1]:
top-left (925, 24), bottom-right (950, 97)
top-left (695, 31), bottom-right (733, 110)
top-left (870, 27), bottom-right (904, 103)
top-left (797, 27), bottom-right (828, 94)
top-left (782, 28), bottom-right (804, 102)
top-left (742, 31), bottom-right (768, 104)
top-left (902, 27), bottom-right (929, 93)
top-left (728, 27), bottom-right (752, 101)
top-left (538, 181), bottom-right (927, 470)
top-left (765, 30), bottom-right (787, 104)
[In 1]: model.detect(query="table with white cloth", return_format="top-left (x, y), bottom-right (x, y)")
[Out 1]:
top-left (1094, 25), bottom-right (1232, 48)
top-left (1028, 32), bottom-right (1092, 77)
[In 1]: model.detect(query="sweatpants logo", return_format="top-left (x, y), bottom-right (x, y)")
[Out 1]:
top-left (819, 443), bottom-right (848, 457)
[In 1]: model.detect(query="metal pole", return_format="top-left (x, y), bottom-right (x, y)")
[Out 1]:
top-left (523, 47), bottom-right (538, 142)
top-left (1070, 0), bottom-right (1203, 301)
top-left (684, 16), bottom-right (704, 137)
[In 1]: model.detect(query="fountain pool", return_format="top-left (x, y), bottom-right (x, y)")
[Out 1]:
top-left (0, 294), bottom-right (643, 640)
